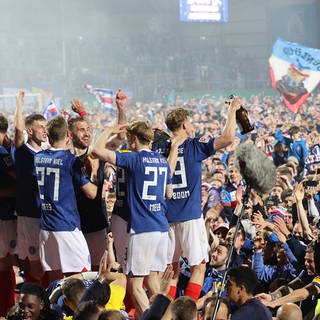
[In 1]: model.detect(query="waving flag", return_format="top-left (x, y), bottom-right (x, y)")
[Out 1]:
top-left (269, 38), bottom-right (320, 113)
top-left (84, 84), bottom-right (113, 111)
top-left (43, 100), bottom-right (59, 120)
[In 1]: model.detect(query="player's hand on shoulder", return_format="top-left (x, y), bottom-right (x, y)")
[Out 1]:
top-left (171, 132), bottom-right (188, 148)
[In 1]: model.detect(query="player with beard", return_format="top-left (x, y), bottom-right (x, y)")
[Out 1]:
top-left (68, 91), bottom-right (126, 270)
top-left (14, 91), bottom-right (48, 283)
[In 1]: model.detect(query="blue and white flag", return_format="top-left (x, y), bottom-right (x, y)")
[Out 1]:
top-left (43, 100), bottom-right (59, 120)
top-left (269, 38), bottom-right (320, 113)
top-left (84, 83), bottom-right (113, 111)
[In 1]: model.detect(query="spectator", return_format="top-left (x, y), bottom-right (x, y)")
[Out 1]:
top-left (171, 296), bottom-right (197, 320)
top-left (276, 303), bottom-right (303, 320)
top-left (8, 282), bottom-right (62, 320)
top-left (200, 295), bottom-right (230, 320)
top-left (226, 266), bottom-right (272, 320)
top-left (73, 301), bottom-right (103, 320)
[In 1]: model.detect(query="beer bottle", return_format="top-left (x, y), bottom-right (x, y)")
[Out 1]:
top-left (229, 94), bottom-right (254, 134)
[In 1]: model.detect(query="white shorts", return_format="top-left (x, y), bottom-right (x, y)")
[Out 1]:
top-left (111, 215), bottom-right (129, 267)
top-left (125, 231), bottom-right (168, 276)
top-left (84, 229), bottom-right (106, 267)
top-left (39, 228), bottom-right (91, 273)
top-left (17, 216), bottom-right (40, 261)
top-left (168, 218), bottom-right (209, 266)
top-left (0, 219), bottom-right (17, 258)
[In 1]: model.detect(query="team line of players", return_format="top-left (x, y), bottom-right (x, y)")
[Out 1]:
top-left (0, 91), bottom-right (241, 315)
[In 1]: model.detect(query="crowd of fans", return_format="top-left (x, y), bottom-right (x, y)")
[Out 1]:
top-left (0, 89), bottom-right (320, 320)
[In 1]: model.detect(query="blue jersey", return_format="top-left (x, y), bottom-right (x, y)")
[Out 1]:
top-left (0, 146), bottom-right (16, 220)
top-left (155, 137), bottom-right (215, 223)
top-left (116, 149), bottom-right (171, 234)
top-left (35, 149), bottom-right (90, 232)
top-left (74, 158), bottom-right (108, 234)
top-left (14, 144), bottom-right (41, 218)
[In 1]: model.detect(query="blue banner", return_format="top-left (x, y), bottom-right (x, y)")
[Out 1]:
top-left (272, 38), bottom-right (320, 72)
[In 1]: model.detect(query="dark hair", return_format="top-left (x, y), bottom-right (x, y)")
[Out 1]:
top-left (18, 283), bottom-right (62, 320)
top-left (62, 278), bottom-right (86, 305)
top-left (80, 281), bottom-right (111, 307)
top-left (0, 113), bottom-right (8, 133)
top-left (306, 241), bottom-right (315, 253)
top-left (73, 301), bottom-right (101, 320)
top-left (68, 117), bottom-right (87, 131)
top-left (152, 128), bottom-right (170, 150)
top-left (281, 189), bottom-right (293, 202)
top-left (20, 283), bottom-right (50, 310)
top-left (229, 225), bottom-right (245, 241)
top-left (98, 310), bottom-right (126, 320)
top-left (288, 126), bottom-right (300, 136)
top-left (25, 114), bottom-right (46, 128)
top-left (228, 266), bottom-right (259, 294)
top-left (171, 296), bottom-right (197, 320)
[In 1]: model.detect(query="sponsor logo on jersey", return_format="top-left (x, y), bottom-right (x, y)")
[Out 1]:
top-left (118, 149), bottom-right (131, 153)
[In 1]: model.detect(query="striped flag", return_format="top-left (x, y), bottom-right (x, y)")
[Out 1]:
top-left (269, 38), bottom-right (320, 113)
top-left (43, 100), bottom-right (59, 120)
top-left (84, 83), bottom-right (113, 111)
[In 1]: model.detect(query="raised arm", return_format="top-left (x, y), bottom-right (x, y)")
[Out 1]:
top-left (14, 91), bottom-right (25, 148)
top-left (294, 182), bottom-right (314, 239)
top-left (213, 97), bottom-right (241, 151)
top-left (116, 89), bottom-right (127, 126)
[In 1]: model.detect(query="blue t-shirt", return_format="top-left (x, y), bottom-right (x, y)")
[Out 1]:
top-left (14, 143), bottom-right (41, 218)
top-left (0, 145), bottom-right (16, 220)
top-left (116, 149), bottom-right (171, 234)
top-left (35, 149), bottom-right (90, 231)
top-left (155, 137), bottom-right (215, 223)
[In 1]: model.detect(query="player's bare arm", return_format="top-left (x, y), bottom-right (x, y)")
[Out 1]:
top-left (92, 125), bottom-right (127, 165)
top-left (213, 96), bottom-right (241, 151)
top-left (167, 133), bottom-right (187, 177)
top-left (80, 155), bottom-right (99, 199)
top-left (14, 90), bottom-right (25, 148)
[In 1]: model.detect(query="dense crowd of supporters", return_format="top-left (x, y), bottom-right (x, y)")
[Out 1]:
top-left (0, 90), bottom-right (319, 320)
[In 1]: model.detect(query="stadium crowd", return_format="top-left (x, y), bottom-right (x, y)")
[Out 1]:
top-left (0, 89), bottom-right (320, 320)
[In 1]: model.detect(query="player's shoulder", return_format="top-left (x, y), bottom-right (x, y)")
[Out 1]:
top-left (118, 149), bottom-right (132, 153)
